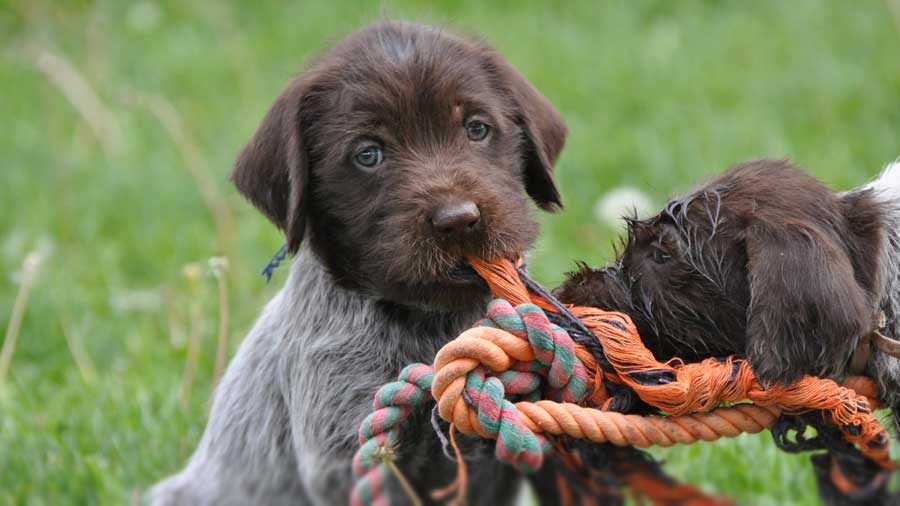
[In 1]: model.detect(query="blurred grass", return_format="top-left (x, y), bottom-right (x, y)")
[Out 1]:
top-left (1, 0), bottom-right (899, 504)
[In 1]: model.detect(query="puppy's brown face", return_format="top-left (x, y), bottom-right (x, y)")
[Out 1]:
top-left (557, 160), bottom-right (886, 385)
top-left (232, 22), bottom-right (566, 310)
top-left (558, 187), bottom-right (752, 366)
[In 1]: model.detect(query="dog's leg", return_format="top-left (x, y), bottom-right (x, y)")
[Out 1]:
top-left (147, 295), bottom-right (306, 506)
top-left (283, 340), bottom-right (394, 504)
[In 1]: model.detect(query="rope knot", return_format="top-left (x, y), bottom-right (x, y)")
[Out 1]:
top-left (483, 299), bottom-right (589, 403)
top-left (462, 366), bottom-right (548, 472)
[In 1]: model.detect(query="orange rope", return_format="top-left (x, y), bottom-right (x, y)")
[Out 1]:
top-left (433, 329), bottom-right (868, 447)
top-left (447, 258), bottom-right (894, 471)
top-left (515, 401), bottom-right (779, 446)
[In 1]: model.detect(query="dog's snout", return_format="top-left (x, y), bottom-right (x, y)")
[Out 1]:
top-left (430, 200), bottom-right (481, 235)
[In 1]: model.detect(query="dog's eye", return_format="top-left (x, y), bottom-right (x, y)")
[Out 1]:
top-left (652, 248), bottom-right (672, 264)
top-left (465, 120), bottom-right (490, 141)
top-left (354, 145), bottom-right (384, 169)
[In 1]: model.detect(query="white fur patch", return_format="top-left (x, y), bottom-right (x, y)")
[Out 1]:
top-left (867, 159), bottom-right (900, 200)
top-left (865, 158), bottom-right (900, 413)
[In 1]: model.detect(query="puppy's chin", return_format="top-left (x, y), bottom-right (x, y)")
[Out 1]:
top-left (358, 236), bottom-right (536, 311)
top-left (376, 276), bottom-right (492, 312)
top-left (353, 256), bottom-right (490, 311)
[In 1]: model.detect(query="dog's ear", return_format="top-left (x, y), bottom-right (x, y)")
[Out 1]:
top-left (744, 221), bottom-right (871, 385)
top-left (232, 74), bottom-right (315, 253)
top-left (484, 51), bottom-right (567, 211)
top-left (841, 189), bottom-right (887, 296)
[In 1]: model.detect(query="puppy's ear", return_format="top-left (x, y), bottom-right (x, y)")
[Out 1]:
top-left (232, 74), bottom-right (314, 253)
top-left (485, 51), bottom-right (567, 211)
top-left (744, 222), bottom-right (871, 385)
top-left (841, 189), bottom-right (887, 296)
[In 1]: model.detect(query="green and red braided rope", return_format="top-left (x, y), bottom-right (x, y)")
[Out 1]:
top-left (353, 363), bottom-right (434, 506)
top-left (351, 300), bottom-right (590, 505)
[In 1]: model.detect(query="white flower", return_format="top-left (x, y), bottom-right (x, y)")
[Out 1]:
top-left (593, 186), bottom-right (654, 228)
top-left (208, 256), bottom-right (229, 278)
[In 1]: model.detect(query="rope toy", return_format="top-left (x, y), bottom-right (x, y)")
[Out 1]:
top-left (352, 258), bottom-right (895, 505)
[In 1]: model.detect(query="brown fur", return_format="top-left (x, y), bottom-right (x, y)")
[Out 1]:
top-left (556, 159), bottom-right (887, 385)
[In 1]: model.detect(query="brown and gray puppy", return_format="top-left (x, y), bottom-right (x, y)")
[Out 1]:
top-left (557, 159), bottom-right (900, 419)
top-left (149, 21), bottom-right (566, 505)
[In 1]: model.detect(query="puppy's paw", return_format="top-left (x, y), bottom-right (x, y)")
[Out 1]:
top-left (746, 342), bottom-right (811, 387)
top-left (745, 333), bottom-right (848, 388)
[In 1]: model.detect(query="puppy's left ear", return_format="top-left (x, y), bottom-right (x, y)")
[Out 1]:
top-left (485, 51), bottom-right (567, 210)
top-left (744, 222), bottom-right (871, 385)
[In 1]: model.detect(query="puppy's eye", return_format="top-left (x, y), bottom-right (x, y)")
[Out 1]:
top-left (353, 145), bottom-right (384, 169)
top-left (652, 248), bottom-right (672, 264)
top-left (465, 120), bottom-right (490, 141)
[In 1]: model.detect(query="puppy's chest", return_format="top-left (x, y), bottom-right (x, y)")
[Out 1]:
top-left (294, 301), bottom-right (480, 390)
top-left (304, 322), bottom-right (462, 373)
top-left (290, 306), bottom-right (478, 444)
top-left (283, 255), bottom-right (483, 391)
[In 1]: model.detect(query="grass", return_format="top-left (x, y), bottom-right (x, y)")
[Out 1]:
top-left (2, 0), bottom-right (899, 504)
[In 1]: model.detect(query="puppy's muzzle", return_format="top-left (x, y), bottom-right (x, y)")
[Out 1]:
top-left (430, 199), bottom-right (481, 237)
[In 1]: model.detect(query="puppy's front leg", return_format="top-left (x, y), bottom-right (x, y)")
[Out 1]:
top-left (283, 330), bottom-right (411, 504)
top-left (148, 303), bottom-right (307, 506)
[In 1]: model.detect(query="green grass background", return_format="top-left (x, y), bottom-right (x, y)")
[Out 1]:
top-left (2, 1), bottom-right (899, 504)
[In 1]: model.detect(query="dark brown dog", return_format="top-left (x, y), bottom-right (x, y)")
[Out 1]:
top-left (556, 158), bottom-right (900, 504)
top-left (558, 159), bottom-right (900, 391)
top-left (151, 21), bottom-right (566, 505)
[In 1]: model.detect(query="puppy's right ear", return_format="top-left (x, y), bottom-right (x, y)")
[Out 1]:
top-left (744, 221), bottom-right (871, 385)
top-left (232, 75), bottom-right (314, 253)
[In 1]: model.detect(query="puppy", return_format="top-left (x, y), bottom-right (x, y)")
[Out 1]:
top-left (149, 21), bottom-right (567, 505)
top-left (556, 159), bottom-right (900, 419)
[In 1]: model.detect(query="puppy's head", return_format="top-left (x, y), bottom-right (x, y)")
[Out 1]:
top-left (557, 160), bottom-right (886, 385)
top-left (233, 21), bottom-right (566, 310)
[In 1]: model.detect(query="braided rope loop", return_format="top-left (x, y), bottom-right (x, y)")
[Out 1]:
top-left (351, 363), bottom-right (434, 506)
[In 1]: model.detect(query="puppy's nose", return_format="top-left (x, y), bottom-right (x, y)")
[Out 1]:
top-left (430, 201), bottom-right (481, 235)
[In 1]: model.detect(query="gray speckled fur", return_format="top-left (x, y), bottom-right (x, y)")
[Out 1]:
top-left (148, 247), bottom-right (520, 505)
